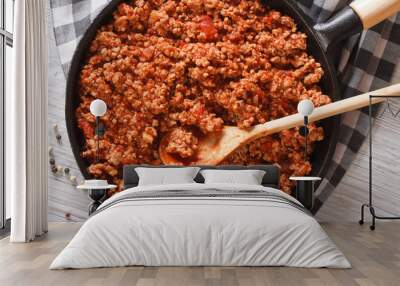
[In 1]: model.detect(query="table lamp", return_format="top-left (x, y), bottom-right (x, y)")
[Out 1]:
top-left (90, 99), bottom-right (107, 162)
top-left (297, 99), bottom-right (314, 161)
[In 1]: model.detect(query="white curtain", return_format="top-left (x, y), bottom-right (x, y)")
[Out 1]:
top-left (9, 0), bottom-right (48, 242)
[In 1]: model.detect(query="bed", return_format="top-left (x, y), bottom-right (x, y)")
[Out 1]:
top-left (50, 165), bottom-right (350, 269)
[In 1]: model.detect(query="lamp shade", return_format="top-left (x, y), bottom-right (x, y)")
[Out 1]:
top-left (297, 99), bottom-right (314, 116)
top-left (90, 99), bottom-right (107, 117)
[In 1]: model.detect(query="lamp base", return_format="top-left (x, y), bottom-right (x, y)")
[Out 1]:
top-left (299, 126), bottom-right (309, 136)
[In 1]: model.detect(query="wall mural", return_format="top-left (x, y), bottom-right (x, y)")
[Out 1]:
top-left (49, 0), bottom-right (399, 221)
top-left (68, 0), bottom-right (331, 196)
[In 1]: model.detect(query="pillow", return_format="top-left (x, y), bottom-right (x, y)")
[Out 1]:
top-left (200, 169), bottom-right (266, 185)
top-left (135, 167), bottom-right (200, 186)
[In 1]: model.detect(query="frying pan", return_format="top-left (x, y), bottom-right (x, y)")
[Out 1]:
top-left (65, 0), bottom-right (400, 183)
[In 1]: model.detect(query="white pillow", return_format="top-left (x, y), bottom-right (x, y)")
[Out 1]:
top-left (200, 169), bottom-right (266, 185)
top-left (136, 167), bottom-right (200, 186)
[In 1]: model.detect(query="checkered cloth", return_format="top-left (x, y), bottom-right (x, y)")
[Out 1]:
top-left (50, 0), bottom-right (400, 213)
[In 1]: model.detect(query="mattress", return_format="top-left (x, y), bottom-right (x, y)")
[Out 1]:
top-left (50, 183), bottom-right (350, 269)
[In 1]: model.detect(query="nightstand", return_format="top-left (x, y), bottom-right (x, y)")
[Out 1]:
top-left (77, 180), bottom-right (116, 215)
top-left (289, 176), bottom-right (321, 210)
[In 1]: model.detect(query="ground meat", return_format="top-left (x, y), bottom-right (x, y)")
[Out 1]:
top-left (76, 0), bottom-right (330, 194)
top-left (165, 127), bottom-right (199, 158)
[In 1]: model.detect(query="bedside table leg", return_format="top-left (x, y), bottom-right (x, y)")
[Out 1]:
top-left (296, 181), bottom-right (314, 210)
top-left (88, 189), bottom-right (107, 215)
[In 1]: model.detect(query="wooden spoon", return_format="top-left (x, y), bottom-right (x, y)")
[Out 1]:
top-left (159, 84), bottom-right (400, 165)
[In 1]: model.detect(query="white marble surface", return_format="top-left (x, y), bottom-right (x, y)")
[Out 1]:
top-left (290, 177), bottom-right (322, 181)
top-left (47, 4), bottom-right (90, 222)
top-left (46, 5), bottom-right (400, 222)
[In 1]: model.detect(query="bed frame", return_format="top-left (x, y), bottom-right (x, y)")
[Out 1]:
top-left (123, 165), bottom-right (280, 190)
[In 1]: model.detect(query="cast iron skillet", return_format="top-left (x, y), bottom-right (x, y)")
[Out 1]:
top-left (65, 0), bottom-right (395, 185)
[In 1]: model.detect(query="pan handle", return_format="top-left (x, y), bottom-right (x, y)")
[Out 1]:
top-left (350, 0), bottom-right (400, 29)
top-left (314, 0), bottom-right (400, 52)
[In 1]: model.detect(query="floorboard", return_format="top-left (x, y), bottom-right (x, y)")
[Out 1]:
top-left (1, 222), bottom-right (400, 286)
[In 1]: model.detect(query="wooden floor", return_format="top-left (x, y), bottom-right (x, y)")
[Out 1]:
top-left (1, 223), bottom-right (400, 286)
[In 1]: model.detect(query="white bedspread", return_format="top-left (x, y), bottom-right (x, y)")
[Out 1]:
top-left (50, 183), bottom-right (350, 269)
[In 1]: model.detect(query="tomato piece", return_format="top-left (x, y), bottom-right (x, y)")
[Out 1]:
top-left (193, 103), bottom-right (206, 118)
top-left (199, 15), bottom-right (218, 41)
top-left (260, 141), bottom-right (273, 152)
top-left (262, 15), bottom-right (274, 28)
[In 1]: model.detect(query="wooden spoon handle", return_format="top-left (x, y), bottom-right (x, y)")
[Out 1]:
top-left (350, 0), bottom-right (400, 29)
top-left (249, 83), bottom-right (400, 140)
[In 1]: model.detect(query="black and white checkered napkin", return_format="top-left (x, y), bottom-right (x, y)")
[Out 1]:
top-left (50, 0), bottom-right (400, 213)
